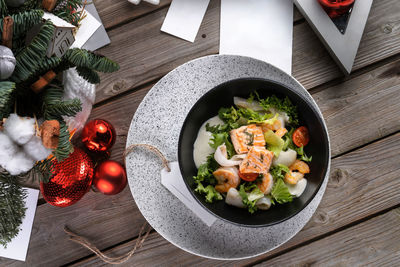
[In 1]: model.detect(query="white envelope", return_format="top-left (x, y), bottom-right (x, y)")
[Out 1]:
top-left (220, 0), bottom-right (294, 74)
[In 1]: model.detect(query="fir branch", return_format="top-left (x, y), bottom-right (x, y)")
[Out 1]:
top-left (53, 121), bottom-right (73, 162)
top-left (0, 10), bottom-right (44, 39)
top-left (89, 53), bottom-right (120, 73)
top-left (33, 157), bottom-right (55, 183)
top-left (76, 66), bottom-right (100, 84)
top-left (0, 81), bottom-right (15, 120)
top-left (0, 0), bottom-right (8, 18)
top-left (11, 20), bottom-right (55, 83)
top-left (63, 48), bottom-right (91, 68)
top-left (0, 174), bottom-right (27, 248)
top-left (44, 98), bottom-right (82, 119)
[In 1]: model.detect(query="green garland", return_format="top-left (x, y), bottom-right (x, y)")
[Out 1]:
top-left (0, 174), bottom-right (27, 248)
top-left (0, 0), bottom-right (120, 247)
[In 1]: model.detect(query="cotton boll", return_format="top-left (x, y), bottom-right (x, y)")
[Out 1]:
top-left (2, 151), bottom-right (35, 176)
top-left (4, 114), bottom-right (35, 145)
top-left (0, 132), bottom-right (18, 158)
top-left (24, 136), bottom-right (52, 161)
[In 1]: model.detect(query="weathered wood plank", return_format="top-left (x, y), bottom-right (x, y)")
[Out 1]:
top-left (94, 0), bottom-right (400, 103)
top-left (3, 58), bottom-right (398, 266)
top-left (94, 0), bottom-right (303, 31)
top-left (98, 57), bottom-right (400, 163)
top-left (93, 0), bottom-right (172, 30)
top-left (255, 208), bottom-right (400, 267)
top-left (66, 131), bottom-right (400, 266)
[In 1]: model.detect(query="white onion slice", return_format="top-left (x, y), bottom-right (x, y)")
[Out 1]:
top-left (233, 97), bottom-right (264, 111)
top-left (287, 178), bottom-right (307, 197)
top-left (273, 148), bottom-right (297, 167)
top-left (225, 188), bottom-right (246, 208)
top-left (256, 197), bottom-right (272, 210)
top-left (214, 144), bottom-right (243, 167)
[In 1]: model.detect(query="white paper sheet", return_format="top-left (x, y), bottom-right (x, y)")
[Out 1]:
top-left (220, 0), bottom-right (294, 74)
top-left (161, 162), bottom-right (217, 227)
top-left (82, 2), bottom-right (111, 51)
top-left (0, 188), bottom-right (39, 262)
top-left (161, 0), bottom-right (210, 42)
top-left (71, 10), bottom-right (101, 49)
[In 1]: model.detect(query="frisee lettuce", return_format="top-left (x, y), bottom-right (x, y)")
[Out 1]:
top-left (195, 182), bottom-right (223, 203)
top-left (252, 93), bottom-right (299, 126)
top-left (208, 132), bottom-right (235, 158)
top-left (270, 179), bottom-right (293, 204)
top-left (193, 154), bottom-right (219, 185)
top-left (270, 164), bottom-right (290, 180)
top-left (238, 184), bottom-right (264, 214)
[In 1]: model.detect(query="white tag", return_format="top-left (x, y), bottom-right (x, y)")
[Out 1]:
top-left (0, 188), bottom-right (39, 261)
top-left (71, 10), bottom-right (101, 49)
top-left (220, 0), bottom-right (294, 74)
top-left (161, 162), bottom-right (217, 227)
top-left (161, 0), bottom-right (210, 42)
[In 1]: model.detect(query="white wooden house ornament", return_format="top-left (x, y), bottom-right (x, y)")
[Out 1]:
top-left (42, 12), bottom-right (76, 58)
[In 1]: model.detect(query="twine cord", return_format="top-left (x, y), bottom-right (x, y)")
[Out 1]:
top-left (64, 143), bottom-right (168, 264)
top-left (64, 222), bottom-right (152, 265)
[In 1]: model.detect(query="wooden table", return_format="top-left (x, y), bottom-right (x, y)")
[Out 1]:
top-left (2, 0), bottom-right (400, 265)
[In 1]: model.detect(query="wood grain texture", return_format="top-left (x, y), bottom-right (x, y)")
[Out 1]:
top-left (2, 43), bottom-right (399, 267)
top-left (94, 0), bottom-right (400, 103)
top-left (68, 132), bottom-right (400, 266)
top-left (98, 57), bottom-right (400, 164)
top-left (94, 0), bottom-right (303, 30)
top-left (93, 0), bottom-right (172, 29)
top-left (254, 208), bottom-right (400, 267)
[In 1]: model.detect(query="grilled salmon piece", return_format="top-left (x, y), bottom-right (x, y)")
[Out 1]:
top-left (230, 124), bottom-right (265, 154)
top-left (239, 146), bottom-right (273, 174)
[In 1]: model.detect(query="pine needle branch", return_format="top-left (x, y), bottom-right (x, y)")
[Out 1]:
top-left (11, 20), bottom-right (55, 83)
top-left (76, 66), bottom-right (100, 84)
top-left (89, 53), bottom-right (120, 73)
top-left (0, 174), bottom-right (27, 248)
top-left (0, 81), bottom-right (15, 120)
top-left (53, 121), bottom-right (73, 162)
top-left (0, 10), bottom-right (44, 39)
top-left (44, 98), bottom-right (82, 119)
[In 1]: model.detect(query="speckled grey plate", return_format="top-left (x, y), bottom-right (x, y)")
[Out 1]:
top-left (126, 55), bottom-right (331, 260)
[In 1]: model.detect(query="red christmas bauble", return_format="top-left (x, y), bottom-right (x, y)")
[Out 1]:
top-left (93, 161), bottom-right (127, 195)
top-left (40, 148), bottom-right (94, 207)
top-left (318, 0), bottom-right (355, 18)
top-left (81, 119), bottom-right (116, 153)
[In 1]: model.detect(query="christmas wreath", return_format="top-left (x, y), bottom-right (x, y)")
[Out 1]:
top-left (0, 0), bottom-right (119, 247)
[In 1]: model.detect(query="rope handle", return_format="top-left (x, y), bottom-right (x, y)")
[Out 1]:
top-left (124, 143), bottom-right (171, 172)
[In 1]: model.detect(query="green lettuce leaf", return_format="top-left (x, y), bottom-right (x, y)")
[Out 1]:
top-left (239, 184), bottom-right (264, 214)
top-left (270, 164), bottom-right (290, 180)
top-left (208, 132), bottom-right (235, 158)
top-left (195, 182), bottom-right (223, 203)
top-left (271, 179), bottom-right (293, 204)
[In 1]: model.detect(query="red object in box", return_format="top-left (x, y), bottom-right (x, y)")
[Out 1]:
top-left (318, 0), bottom-right (355, 18)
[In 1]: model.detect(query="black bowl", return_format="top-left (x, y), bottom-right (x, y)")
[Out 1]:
top-left (178, 78), bottom-right (330, 227)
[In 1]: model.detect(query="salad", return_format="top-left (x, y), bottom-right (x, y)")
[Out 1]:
top-left (192, 92), bottom-right (312, 213)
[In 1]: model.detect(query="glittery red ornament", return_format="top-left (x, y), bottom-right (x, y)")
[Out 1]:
top-left (318, 0), bottom-right (355, 18)
top-left (40, 148), bottom-right (94, 207)
top-left (93, 161), bottom-right (127, 195)
top-left (81, 119), bottom-right (116, 153)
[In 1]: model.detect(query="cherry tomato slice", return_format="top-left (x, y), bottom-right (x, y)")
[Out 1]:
top-left (238, 171), bottom-right (259, 182)
top-left (292, 126), bottom-right (310, 147)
